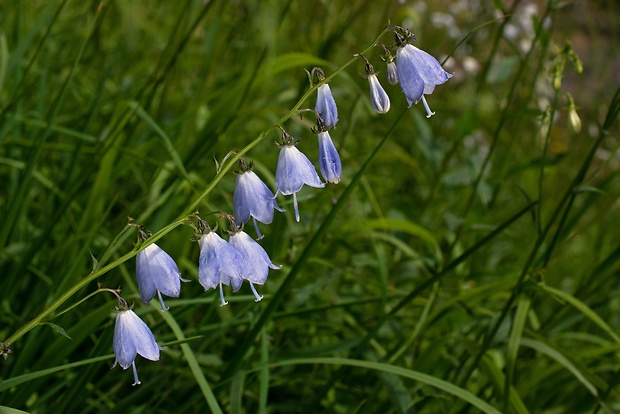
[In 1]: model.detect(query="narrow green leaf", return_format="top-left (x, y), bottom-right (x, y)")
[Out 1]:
top-left (540, 284), bottom-right (620, 343)
top-left (520, 338), bottom-right (598, 397)
top-left (266, 358), bottom-right (502, 414)
top-left (129, 101), bottom-right (190, 180)
top-left (44, 322), bottom-right (72, 340)
top-left (230, 372), bottom-right (245, 414)
top-left (504, 295), bottom-right (531, 412)
top-left (0, 33), bottom-right (8, 96)
top-left (0, 355), bottom-right (112, 392)
top-left (0, 405), bottom-right (30, 414)
top-left (363, 218), bottom-right (442, 264)
top-left (158, 304), bottom-right (223, 414)
top-left (258, 327), bottom-right (269, 414)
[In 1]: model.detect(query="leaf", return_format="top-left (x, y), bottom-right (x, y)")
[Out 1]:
top-left (44, 322), bottom-right (72, 340)
top-left (0, 405), bottom-right (30, 414)
top-left (363, 218), bottom-right (442, 264)
top-left (89, 250), bottom-right (99, 271)
top-left (266, 357), bottom-right (502, 414)
top-left (519, 338), bottom-right (598, 397)
top-left (540, 284), bottom-right (620, 344)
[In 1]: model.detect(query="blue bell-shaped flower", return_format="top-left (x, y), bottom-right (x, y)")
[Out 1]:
top-left (233, 158), bottom-right (284, 239)
top-left (313, 67), bottom-right (338, 128)
top-left (358, 56), bottom-right (390, 115)
top-left (394, 29), bottom-right (452, 117)
top-left (136, 229), bottom-right (189, 312)
top-left (312, 116), bottom-right (342, 184)
top-left (113, 298), bottom-right (163, 386)
top-left (196, 218), bottom-right (244, 306)
top-left (228, 225), bottom-right (281, 302)
top-left (275, 130), bottom-right (325, 222)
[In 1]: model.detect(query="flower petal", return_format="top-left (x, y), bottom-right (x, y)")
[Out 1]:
top-left (315, 84), bottom-right (338, 128)
top-left (198, 232), bottom-right (244, 291)
top-left (317, 131), bottom-right (342, 184)
top-left (137, 244), bottom-right (182, 302)
top-left (113, 311), bottom-right (138, 369)
top-left (229, 230), bottom-right (280, 285)
top-left (368, 74), bottom-right (391, 114)
top-left (136, 247), bottom-right (158, 304)
top-left (233, 171), bottom-right (281, 225)
top-left (123, 310), bottom-right (161, 362)
top-left (396, 45), bottom-right (425, 106)
top-left (276, 145), bottom-right (324, 195)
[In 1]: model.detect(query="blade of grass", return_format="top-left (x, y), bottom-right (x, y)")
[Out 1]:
top-left (504, 295), bottom-right (531, 413)
top-left (539, 284), bottom-right (620, 344)
top-left (158, 303), bottom-right (223, 414)
top-left (263, 357), bottom-right (502, 414)
top-left (258, 326), bottom-right (269, 414)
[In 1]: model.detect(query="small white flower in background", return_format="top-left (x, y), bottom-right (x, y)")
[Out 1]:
top-left (233, 158), bottom-right (284, 239)
top-left (313, 67), bottom-right (339, 129)
top-left (312, 116), bottom-right (342, 184)
top-left (196, 218), bottom-right (244, 306)
top-left (113, 298), bottom-right (163, 386)
top-left (228, 223), bottom-right (281, 302)
top-left (274, 129), bottom-right (325, 222)
top-left (136, 228), bottom-right (189, 312)
top-left (393, 27), bottom-right (453, 118)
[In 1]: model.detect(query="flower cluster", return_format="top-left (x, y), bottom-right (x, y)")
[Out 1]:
top-left (360, 27), bottom-right (453, 118)
top-left (195, 215), bottom-right (281, 306)
top-left (109, 25), bottom-right (452, 386)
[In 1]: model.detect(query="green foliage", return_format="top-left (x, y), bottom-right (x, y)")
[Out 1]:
top-left (1, 0), bottom-right (619, 413)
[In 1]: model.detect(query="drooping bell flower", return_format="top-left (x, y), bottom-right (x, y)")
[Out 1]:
top-left (274, 129), bottom-right (325, 222)
top-left (195, 217), bottom-right (244, 306)
top-left (313, 67), bottom-right (338, 129)
top-left (227, 222), bottom-right (281, 302)
top-left (313, 116), bottom-right (342, 184)
top-left (113, 298), bottom-right (163, 386)
top-left (358, 54), bottom-right (390, 114)
top-left (393, 28), bottom-right (453, 117)
top-left (233, 158), bottom-right (284, 239)
top-left (136, 228), bottom-right (189, 312)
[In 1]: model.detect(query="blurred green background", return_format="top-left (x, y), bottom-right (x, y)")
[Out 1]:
top-left (1, 0), bottom-right (619, 412)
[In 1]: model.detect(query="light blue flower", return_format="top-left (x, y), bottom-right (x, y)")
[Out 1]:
top-left (313, 68), bottom-right (338, 128)
top-left (386, 61), bottom-right (399, 85)
top-left (233, 158), bottom-right (284, 239)
top-left (113, 300), bottom-right (163, 386)
top-left (275, 131), bottom-right (325, 222)
top-left (358, 54), bottom-right (390, 115)
top-left (312, 117), bottom-right (342, 184)
top-left (394, 31), bottom-right (452, 117)
top-left (196, 220), bottom-right (244, 306)
top-left (228, 228), bottom-right (281, 302)
top-left (136, 239), bottom-right (189, 312)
